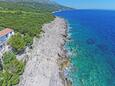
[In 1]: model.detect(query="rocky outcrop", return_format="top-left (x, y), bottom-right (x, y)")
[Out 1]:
top-left (18, 17), bottom-right (69, 86)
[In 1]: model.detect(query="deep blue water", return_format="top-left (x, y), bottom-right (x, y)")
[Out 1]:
top-left (54, 10), bottom-right (115, 86)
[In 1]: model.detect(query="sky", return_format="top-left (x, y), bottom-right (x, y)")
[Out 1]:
top-left (54, 0), bottom-right (115, 10)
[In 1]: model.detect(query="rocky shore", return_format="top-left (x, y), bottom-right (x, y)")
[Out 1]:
top-left (18, 17), bottom-right (71, 86)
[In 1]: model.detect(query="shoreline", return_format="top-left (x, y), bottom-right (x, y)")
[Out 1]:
top-left (18, 17), bottom-right (71, 86)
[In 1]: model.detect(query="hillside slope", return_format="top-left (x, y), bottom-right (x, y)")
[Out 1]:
top-left (0, 0), bottom-right (71, 12)
top-left (0, 0), bottom-right (53, 4)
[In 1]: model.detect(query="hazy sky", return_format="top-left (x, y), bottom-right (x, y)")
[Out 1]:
top-left (54, 0), bottom-right (115, 10)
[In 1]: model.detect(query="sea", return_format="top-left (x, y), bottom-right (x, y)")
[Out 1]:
top-left (54, 10), bottom-right (115, 86)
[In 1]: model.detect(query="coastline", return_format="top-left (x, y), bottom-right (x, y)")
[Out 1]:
top-left (18, 17), bottom-right (71, 86)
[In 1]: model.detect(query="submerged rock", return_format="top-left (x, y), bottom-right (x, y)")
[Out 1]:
top-left (96, 44), bottom-right (108, 52)
top-left (86, 38), bottom-right (96, 45)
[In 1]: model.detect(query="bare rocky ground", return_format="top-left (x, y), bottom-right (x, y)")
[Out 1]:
top-left (18, 17), bottom-right (69, 86)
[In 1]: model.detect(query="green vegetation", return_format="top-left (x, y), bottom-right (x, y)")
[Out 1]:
top-left (0, 1), bottom-right (55, 52)
top-left (24, 33), bottom-right (33, 46)
top-left (0, 52), bottom-right (25, 86)
top-left (3, 51), bottom-right (16, 65)
top-left (0, 1), bottom-right (55, 38)
top-left (0, 10), bottom-right (54, 37)
top-left (8, 33), bottom-right (33, 53)
top-left (8, 33), bottom-right (26, 53)
top-left (0, 1), bottom-right (70, 12)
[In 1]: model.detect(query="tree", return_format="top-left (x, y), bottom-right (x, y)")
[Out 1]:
top-left (8, 33), bottom-right (26, 53)
top-left (0, 72), bottom-right (4, 86)
top-left (4, 59), bottom-right (25, 74)
top-left (3, 52), bottom-right (16, 65)
top-left (1, 71), bottom-right (12, 86)
top-left (10, 74), bottom-right (20, 85)
top-left (24, 33), bottom-right (33, 46)
top-left (1, 52), bottom-right (25, 86)
top-left (0, 71), bottom-right (19, 86)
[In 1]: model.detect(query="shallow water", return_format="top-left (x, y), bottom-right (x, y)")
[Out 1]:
top-left (54, 10), bottom-right (115, 86)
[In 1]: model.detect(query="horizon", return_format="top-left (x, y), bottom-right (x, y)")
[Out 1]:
top-left (54, 0), bottom-right (115, 10)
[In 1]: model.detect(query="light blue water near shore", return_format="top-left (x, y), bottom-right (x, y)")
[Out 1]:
top-left (54, 10), bottom-right (115, 86)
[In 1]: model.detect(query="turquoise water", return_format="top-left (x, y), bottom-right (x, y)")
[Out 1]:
top-left (54, 10), bottom-right (115, 86)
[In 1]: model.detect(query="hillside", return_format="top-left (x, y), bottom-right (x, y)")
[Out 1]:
top-left (0, 1), bottom-right (71, 37)
top-left (0, 0), bottom-right (70, 34)
top-left (0, 0), bottom-right (71, 12)
top-left (0, 0), bottom-right (53, 4)
top-left (0, 1), bottom-right (55, 36)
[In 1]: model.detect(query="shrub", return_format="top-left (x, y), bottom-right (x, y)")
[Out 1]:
top-left (1, 71), bottom-right (12, 86)
top-left (10, 74), bottom-right (20, 85)
top-left (0, 71), bottom-right (19, 86)
top-left (1, 52), bottom-right (25, 86)
top-left (3, 52), bottom-right (16, 65)
top-left (24, 33), bottom-right (33, 46)
top-left (8, 33), bottom-right (26, 53)
top-left (4, 59), bottom-right (25, 74)
top-left (0, 72), bottom-right (4, 86)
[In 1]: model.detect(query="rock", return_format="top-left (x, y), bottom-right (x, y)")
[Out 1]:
top-left (18, 17), bottom-right (69, 86)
